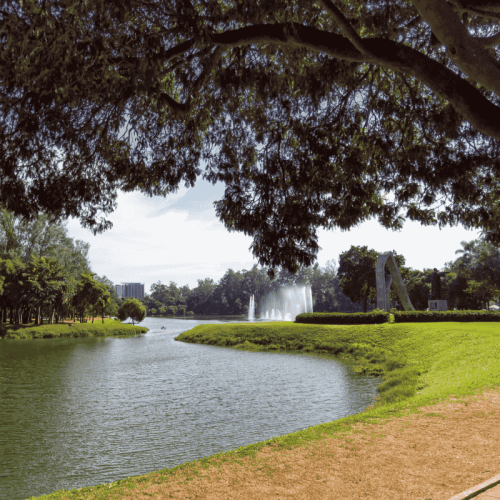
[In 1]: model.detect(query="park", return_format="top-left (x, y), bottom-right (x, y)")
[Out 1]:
top-left (1, 0), bottom-right (500, 499)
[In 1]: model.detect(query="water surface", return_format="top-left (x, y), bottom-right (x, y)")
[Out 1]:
top-left (0, 317), bottom-right (380, 500)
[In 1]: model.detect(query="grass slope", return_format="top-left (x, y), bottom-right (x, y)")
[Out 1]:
top-left (28, 321), bottom-right (500, 500)
top-left (1, 319), bottom-right (148, 339)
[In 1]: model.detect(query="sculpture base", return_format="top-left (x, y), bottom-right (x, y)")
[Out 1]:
top-left (428, 300), bottom-right (448, 311)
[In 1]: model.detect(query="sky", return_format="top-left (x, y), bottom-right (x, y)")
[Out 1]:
top-left (66, 178), bottom-right (480, 294)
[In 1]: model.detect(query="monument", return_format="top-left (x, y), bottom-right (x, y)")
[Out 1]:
top-left (428, 268), bottom-right (449, 311)
top-left (376, 252), bottom-right (415, 312)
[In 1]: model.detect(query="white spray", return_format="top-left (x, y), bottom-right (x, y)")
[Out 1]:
top-left (247, 295), bottom-right (255, 321)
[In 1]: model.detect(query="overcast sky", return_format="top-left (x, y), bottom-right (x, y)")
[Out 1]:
top-left (66, 178), bottom-right (480, 294)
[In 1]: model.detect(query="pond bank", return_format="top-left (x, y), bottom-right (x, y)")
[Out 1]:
top-left (1, 319), bottom-right (148, 339)
top-left (28, 321), bottom-right (500, 499)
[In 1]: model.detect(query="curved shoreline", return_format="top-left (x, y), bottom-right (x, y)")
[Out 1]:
top-left (1, 320), bottom-right (148, 339)
top-left (28, 321), bottom-right (500, 499)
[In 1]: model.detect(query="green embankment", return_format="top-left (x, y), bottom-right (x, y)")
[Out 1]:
top-left (1, 319), bottom-right (148, 339)
top-left (175, 321), bottom-right (500, 405)
top-left (29, 321), bottom-right (500, 500)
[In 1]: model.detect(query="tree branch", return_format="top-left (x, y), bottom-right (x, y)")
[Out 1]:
top-left (157, 47), bottom-right (222, 115)
top-left (449, 3), bottom-right (500, 20)
top-left (319, 0), bottom-right (372, 57)
top-left (210, 23), bottom-right (500, 140)
top-left (448, 0), bottom-right (500, 10)
top-left (412, 0), bottom-right (500, 97)
top-left (158, 93), bottom-right (190, 115)
top-left (476, 31), bottom-right (500, 47)
top-left (190, 46), bottom-right (222, 100)
top-left (108, 39), bottom-right (197, 67)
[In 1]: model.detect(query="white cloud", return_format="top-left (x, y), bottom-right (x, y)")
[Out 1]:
top-left (317, 219), bottom-right (479, 271)
top-left (66, 186), bottom-right (258, 292)
top-left (66, 181), bottom-right (480, 292)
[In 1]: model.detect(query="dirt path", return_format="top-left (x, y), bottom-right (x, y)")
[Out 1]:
top-left (110, 388), bottom-right (500, 500)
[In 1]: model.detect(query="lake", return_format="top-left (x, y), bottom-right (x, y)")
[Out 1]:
top-left (0, 317), bottom-right (380, 500)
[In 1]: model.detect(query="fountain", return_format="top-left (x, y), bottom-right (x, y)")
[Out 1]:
top-left (259, 285), bottom-right (313, 321)
top-left (247, 295), bottom-right (255, 321)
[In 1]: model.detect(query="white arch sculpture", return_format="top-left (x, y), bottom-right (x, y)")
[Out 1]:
top-left (376, 252), bottom-right (415, 312)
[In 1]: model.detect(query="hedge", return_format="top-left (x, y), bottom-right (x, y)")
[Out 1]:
top-left (393, 310), bottom-right (500, 323)
top-left (295, 311), bottom-right (390, 325)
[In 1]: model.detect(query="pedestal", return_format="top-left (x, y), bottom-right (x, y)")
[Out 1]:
top-left (428, 300), bottom-right (448, 311)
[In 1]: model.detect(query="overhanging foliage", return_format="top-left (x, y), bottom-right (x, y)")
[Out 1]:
top-left (1, 0), bottom-right (500, 271)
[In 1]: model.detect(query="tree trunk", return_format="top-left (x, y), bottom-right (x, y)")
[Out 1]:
top-left (363, 294), bottom-right (368, 313)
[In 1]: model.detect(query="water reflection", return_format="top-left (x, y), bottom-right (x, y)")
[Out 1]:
top-left (0, 317), bottom-right (379, 500)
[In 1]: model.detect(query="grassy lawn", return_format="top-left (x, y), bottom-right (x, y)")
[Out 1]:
top-left (0, 317), bottom-right (148, 339)
top-left (27, 321), bottom-right (500, 499)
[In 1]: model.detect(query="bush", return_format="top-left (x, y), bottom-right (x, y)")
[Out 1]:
top-left (394, 310), bottom-right (500, 323)
top-left (295, 311), bottom-right (390, 325)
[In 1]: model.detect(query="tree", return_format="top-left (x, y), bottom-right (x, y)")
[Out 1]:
top-left (2, 1), bottom-right (500, 274)
top-left (337, 246), bottom-right (381, 312)
top-left (0, 257), bottom-right (25, 323)
top-left (118, 298), bottom-right (146, 325)
top-left (71, 273), bottom-right (110, 323)
top-left (90, 280), bottom-right (112, 323)
top-left (309, 261), bottom-right (337, 312)
top-left (187, 278), bottom-right (217, 313)
top-left (448, 238), bottom-right (500, 307)
top-left (94, 275), bottom-right (119, 320)
top-left (404, 269), bottom-right (431, 311)
top-left (24, 256), bottom-right (68, 324)
top-left (337, 246), bottom-right (407, 312)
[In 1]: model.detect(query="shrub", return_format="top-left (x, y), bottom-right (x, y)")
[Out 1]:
top-left (394, 310), bottom-right (500, 323)
top-left (295, 311), bottom-right (390, 325)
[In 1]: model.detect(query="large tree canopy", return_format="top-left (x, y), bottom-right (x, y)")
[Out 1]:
top-left (1, 0), bottom-right (500, 272)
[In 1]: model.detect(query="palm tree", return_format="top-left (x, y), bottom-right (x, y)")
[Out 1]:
top-left (454, 240), bottom-right (478, 273)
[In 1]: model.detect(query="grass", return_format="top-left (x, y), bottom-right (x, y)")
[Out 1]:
top-left (0, 318), bottom-right (148, 339)
top-left (27, 320), bottom-right (500, 500)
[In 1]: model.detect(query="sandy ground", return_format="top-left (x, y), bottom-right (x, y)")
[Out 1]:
top-left (112, 388), bottom-right (500, 500)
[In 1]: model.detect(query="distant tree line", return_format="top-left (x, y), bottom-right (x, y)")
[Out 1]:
top-left (0, 210), bottom-right (120, 325)
top-left (142, 261), bottom-right (365, 317)
top-left (144, 238), bottom-right (500, 317)
top-left (3, 206), bottom-right (493, 324)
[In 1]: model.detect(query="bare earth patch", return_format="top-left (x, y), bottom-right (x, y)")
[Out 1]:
top-left (112, 388), bottom-right (500, 500)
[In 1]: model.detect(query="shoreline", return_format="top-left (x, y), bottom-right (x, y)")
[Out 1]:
top-left (27, 386), bottom-right (500, 500)
top-left (27, 320), bottom-right (500, 499)
top-left (1, 319), bottom-right (148, 339)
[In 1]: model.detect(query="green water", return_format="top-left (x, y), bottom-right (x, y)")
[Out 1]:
top-left (0, 317), bottom-right (379, 500)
